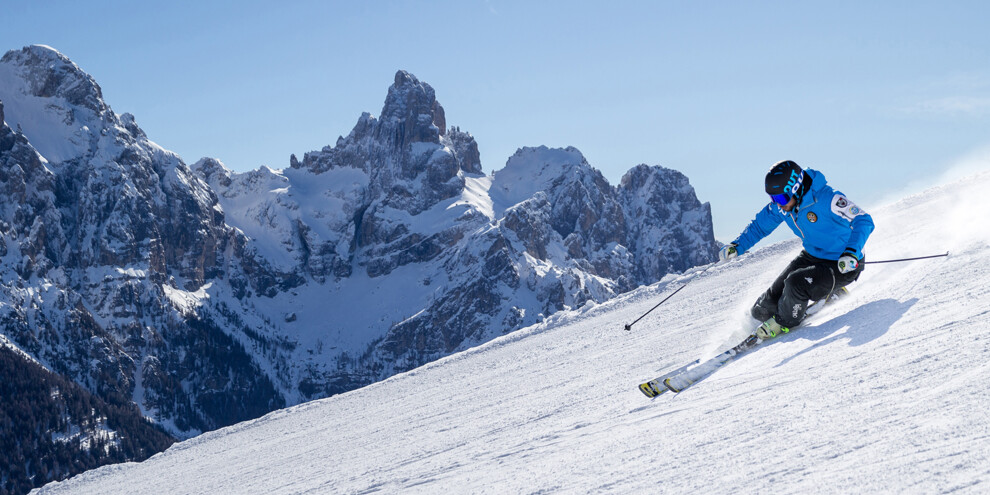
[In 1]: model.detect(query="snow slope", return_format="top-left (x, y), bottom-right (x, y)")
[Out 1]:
top-left (38, 170), bottom-right (990, 493)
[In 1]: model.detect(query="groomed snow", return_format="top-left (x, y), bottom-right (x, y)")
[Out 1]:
top-left (37, 170), bottom-right (990, 494)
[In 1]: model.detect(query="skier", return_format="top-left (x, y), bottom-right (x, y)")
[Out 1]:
top-left (719, 160), bottom-right (874, 340)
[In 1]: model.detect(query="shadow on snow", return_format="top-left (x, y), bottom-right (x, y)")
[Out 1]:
top-left (774, 297), bottom-right (919, 368)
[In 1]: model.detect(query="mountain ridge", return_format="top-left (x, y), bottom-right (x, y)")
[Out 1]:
top-left (1, 44), bottom-right (717, 492)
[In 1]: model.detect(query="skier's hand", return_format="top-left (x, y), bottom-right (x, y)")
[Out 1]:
top-left (837, 248), bottom-right (859, 274)
top-left (719, 243), bottom-right (738, 262)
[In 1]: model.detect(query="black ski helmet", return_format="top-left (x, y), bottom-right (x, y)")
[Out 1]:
top-left (765, 160), bottom-right (808, 204)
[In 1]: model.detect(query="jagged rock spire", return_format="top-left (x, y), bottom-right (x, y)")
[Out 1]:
top-left (378, 70), bottom-right (447, 146)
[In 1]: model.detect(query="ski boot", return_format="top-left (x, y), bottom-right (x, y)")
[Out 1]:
top-left (756, 316), bottom-right (790, 340)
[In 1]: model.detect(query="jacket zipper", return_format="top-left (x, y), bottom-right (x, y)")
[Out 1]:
top-left (790, 211), bottom-right (806, 239)
top-left (788, 194), bottom-right (817, 240)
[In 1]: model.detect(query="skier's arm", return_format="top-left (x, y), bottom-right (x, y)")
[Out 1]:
top-left (831, 193), bottom-right (874, 258)
top-left (731, 203), bottom-right (784, 255)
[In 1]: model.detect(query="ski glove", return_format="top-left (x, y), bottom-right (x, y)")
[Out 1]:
top-left (837, 248), bottom-right (859, 274)
top-left (719, 243), bottom-right (738, 262)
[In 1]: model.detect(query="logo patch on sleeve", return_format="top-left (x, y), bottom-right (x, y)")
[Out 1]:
top-left (807, 212), bottom-right (818, 222)
top-left (831, 194), bottom-right (866, 221)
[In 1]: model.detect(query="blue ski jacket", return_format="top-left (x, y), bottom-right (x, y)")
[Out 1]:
top-left (732, 169), bottom-right (874, 260)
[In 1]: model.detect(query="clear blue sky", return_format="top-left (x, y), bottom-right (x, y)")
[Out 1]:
top-left (3, 1), bottom-right (989, 243)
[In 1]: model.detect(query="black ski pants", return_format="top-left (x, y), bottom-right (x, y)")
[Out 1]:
top-left (751, 250), bottom-right (864, 328)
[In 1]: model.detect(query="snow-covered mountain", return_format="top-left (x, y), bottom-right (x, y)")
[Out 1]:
top-left (37, 169), bottom-right (990, 494)
top-left (188, 69), bottom-right (717, 399)
top-left (0, 45), bottom-right (285, 439)
top-left (0, 41), bottom-right (717, 485)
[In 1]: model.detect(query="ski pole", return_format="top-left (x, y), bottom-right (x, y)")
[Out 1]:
top-left (623, 260), bottom-right (724, 331)
top-left (863, 252), bottom-right (949, 264)
top-left (624, 283), bottom-right (689, 331)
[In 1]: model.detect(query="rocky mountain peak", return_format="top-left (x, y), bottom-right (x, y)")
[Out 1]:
top-left (380, 70), bottom-right (446, 146)
top-left (0, 46), bottom-right (288, 448)
top-left (292, 71), bottom-right (455, 177)
top-left (492, 146), bottom-right (623, 254)
top-left (493, 146), bottom-right (596, 207)
top-left (620, 163), bottom-right (691, 192)
top-left (192, 156), bottom-right (234, 188)
top-left (0, 45), bottom-right (107, 116)
top-left (618, 164), bottom-right (718, 279)
top-left (287, 70), bottom-right (478, 219)
top-left (0, 46), bottom-right (127, 164)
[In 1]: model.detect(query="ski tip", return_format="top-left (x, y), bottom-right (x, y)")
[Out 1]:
top-left (638, 381), bottom-right (666, 398)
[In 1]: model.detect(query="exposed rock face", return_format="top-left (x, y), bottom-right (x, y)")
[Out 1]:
top-left (0, 46), bottom-right (285, 443)
top-left (619, 164), bottom-right (719, 280)
top-left (2, 45), bottom-right (107, 114)
top-left (0, 45), bottom-right (717, 460)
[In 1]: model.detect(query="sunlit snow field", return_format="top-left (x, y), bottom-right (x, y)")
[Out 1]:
top-left (39, 170), bottom-right (990, 494)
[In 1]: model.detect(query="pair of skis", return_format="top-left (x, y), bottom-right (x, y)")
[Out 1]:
top-left (638, 333), bottom-right (761, 397)
top-left (638, 288), bottom-right (848, 398)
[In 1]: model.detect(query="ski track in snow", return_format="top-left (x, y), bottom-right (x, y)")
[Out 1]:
top-left (37, 172), bottom-right (990, 493)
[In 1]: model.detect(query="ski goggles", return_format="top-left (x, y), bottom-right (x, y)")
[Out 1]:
top-left (770, 193), bottom-right (791, 206)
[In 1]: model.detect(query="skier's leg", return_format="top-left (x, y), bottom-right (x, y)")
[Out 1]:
top-left (751, 289), bottom-right (776, 322)
top-left (751, 251), bottom-right (816, 321)
top-left (774, 263), bottom-right (836, 328)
